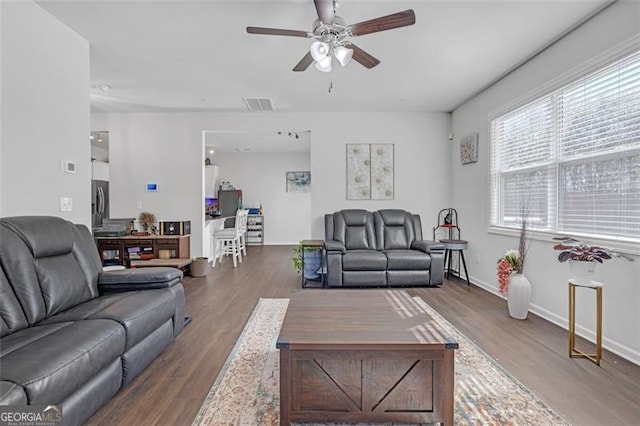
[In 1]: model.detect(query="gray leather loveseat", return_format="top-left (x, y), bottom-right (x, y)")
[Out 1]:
top-left (0, 216), bottom-right (186, 425)
top-left (324, 209), bottom-right (445, 287)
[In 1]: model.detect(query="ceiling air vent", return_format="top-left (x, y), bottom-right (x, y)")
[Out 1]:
top-left (243, 97), bottom-right (274, 111)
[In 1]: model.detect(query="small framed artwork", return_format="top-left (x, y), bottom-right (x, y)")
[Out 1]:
top-left (286, 171), bottom-right (311, 193)
top-left (460, 132), bottom-right (479, 164)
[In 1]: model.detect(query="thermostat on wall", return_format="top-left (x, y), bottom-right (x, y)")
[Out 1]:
top-left (62, 160), bottom-right (76, 174)
top-left (146, 183), bottom-right (158, 192)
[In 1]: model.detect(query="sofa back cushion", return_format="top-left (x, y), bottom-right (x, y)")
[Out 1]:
top-left (374, 210), bottom-right (417, 250)
top-left (0, 265), bottom-right (29, 337)
top-left (327, 210), bottom-right (376, 250)
top-left (0, 217), bottom-right (99, 325)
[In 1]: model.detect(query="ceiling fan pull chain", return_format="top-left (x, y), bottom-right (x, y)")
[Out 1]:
top-left (328, 80), bottom-right (333, 93)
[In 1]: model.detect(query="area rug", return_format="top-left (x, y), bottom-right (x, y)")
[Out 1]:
top-left (192, 297), bottom-right (567, 425)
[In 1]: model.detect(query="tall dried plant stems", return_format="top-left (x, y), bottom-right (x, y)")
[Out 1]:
top-left (517, 219), bottom-right (527, 274)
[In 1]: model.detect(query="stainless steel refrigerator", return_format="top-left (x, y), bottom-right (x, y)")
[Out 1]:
top-left (218, 189), bottom-right (242, 217)
top-left (91, 180), bottom-right (109, 229)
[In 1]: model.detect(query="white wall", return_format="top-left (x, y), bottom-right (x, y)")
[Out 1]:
top-left (214, 151), bottom-right (310, 245)
top-left (451, 0), bottom-right (640, 364)
top-left (91, 112), bottom-right (451, 257)
top-left (1, 1), bottom-right (90, 225)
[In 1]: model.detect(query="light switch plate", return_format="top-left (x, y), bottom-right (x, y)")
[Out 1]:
top-left (60, 197), bottom-right (73, 212)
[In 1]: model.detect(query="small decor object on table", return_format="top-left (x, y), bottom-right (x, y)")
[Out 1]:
top-left (138, 211), bottom-right (157, 235)
top-left (551, 236), bottom-right (629, 285)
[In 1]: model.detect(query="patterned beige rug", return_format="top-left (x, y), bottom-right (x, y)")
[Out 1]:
top-left (192, 297), bottom-right (567, 425)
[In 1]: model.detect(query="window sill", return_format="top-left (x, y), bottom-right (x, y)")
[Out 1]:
top-left (488, 226), bottom-right (640, 257)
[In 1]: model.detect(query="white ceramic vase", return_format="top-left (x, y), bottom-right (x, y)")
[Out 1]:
top-left (508, 273), bottom-right (531, 320)
top-left (569, 260), bottom-right (596, 285)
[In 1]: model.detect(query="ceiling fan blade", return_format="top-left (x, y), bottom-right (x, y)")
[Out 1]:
top-left (293, 52), bottom-right (314, 72)
top-left (314, 0), bottom-right (335, 24)
top-left (348, 43), bottom-right (380, 69)
top-left (349, 9), bottom-right (416, 36)
top-left (246, 27), bottom-right (310, 38)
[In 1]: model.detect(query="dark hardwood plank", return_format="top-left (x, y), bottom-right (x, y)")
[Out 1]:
top-left (87, 246), bottom-right (640, 425)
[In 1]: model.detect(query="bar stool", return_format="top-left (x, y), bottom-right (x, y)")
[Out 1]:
top-left (440, 239), bottom-right (470, 285)
top-left (568, 279), bottom-right (603, 365)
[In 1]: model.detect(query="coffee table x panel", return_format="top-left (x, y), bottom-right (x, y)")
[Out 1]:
top-left (277, 290), bottom-right (458, 425)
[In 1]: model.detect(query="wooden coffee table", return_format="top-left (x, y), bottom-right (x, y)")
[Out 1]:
top-left (277, 289), bottom-right (458, 425)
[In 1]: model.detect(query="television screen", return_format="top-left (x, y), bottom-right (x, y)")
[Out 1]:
top-left (205, 198), bottom-right (218, 216)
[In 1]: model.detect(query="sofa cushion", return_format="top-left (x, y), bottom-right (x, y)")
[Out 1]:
top-left (1, 265), bottom-right (28, 337)
top-left (342, 250), bottom-right (387, 271)
top-left (0, 319), bottom-right (125, 404)
top-left (387, 270), bottom-right (431, 286)
top-left (342, 271), bottom-right (387, 287)
top-left (40, 289), bottom-right (176, 351)
top-left (1, 216), bottom-right (73, 258)
top-left (374, 210), bottom-right (417, 250)
top-left (0, 381), bottom-right (27, 405)
top-left (0, 219), bottom-right (97, 323)
top-left (330, 210), bottom-right (377, 250)
top-left (385, 250), bottom-right (431, 270)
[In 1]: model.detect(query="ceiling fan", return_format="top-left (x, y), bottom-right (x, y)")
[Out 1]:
top-left (247, 0), bottom-right (416, 72)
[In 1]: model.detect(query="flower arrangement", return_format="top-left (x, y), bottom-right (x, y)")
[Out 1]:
top-left (497, 250), bottom-right (520, 295)
top-left (552, 236), bottom-right (633, 262)
top-left (496, 205), bottom-right (530, 295)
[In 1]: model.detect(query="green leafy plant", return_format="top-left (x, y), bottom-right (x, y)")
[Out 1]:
top-left (291, 242), bottom-right (321, 273)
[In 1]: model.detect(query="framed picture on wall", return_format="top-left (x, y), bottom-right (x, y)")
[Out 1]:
top-left (286, 171), bottom-right (311, 193)
top-left (460, 132), bottom-right (479, 164)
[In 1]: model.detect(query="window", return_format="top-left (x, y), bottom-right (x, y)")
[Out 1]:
top-left (490, 49), bottom-right (640, 243)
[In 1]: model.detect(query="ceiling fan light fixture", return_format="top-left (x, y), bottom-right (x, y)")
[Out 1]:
top-left (334, 46), bottom-right (353, 67)
top-left (310, 41), bottom-right (330, 62)
top-left (314, 56), bottom-right (332, 73)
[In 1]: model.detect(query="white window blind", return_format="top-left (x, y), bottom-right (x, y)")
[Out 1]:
top-left (490, 49), bottom-right (640, 243)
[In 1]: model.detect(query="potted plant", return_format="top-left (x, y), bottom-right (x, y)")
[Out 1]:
top-left (190, 256), bottom-right (209, 277)
top-left (552, 236), bottom-right (632, 284)
top-left (291, 242), bottom-right (322, 280)
top-left (138, 212), bottom-right (157, 235)
top-left (496, 209), bottom-right (532, 319)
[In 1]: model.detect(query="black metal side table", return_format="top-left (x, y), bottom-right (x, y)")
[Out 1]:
top-left (300, 239), bottom-right (326, 288)
top-left (440, 239), bottom-right (470, 285)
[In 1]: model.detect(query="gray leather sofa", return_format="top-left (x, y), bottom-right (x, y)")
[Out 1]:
top-left (0, 216), bottom-right (186, 425)
top-left (324, 209), bottom-right (445, 287)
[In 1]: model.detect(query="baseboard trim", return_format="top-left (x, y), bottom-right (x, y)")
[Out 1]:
top-left (467, 275), bottom-right (640, 366)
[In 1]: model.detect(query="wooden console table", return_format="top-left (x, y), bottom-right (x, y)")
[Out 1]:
top-left (95, 235), bottom-right (190, 267)
top-left (277, 289), bottom-right (458, 425)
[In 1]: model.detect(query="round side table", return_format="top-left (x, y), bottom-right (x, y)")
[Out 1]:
top-left (439, 239), bottom-right (470, 285)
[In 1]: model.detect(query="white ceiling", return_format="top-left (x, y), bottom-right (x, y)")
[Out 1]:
top-left (38, 0), bottom-right (611, 115)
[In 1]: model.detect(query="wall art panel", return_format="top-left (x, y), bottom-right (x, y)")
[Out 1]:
top-left (346, 143), bottom-right (394, 200)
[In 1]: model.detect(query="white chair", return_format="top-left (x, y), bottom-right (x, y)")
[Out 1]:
top-left (212, 209), bottom-right (246, 268)
top-left (238, 209), bottom-right (248, 257)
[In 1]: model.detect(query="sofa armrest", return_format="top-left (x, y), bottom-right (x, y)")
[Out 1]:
top-left (412, 240), bottom-right (445, 253)
top-left (98, 267), bottom-right (183, 293)
top-left (324, 240), bottom-right (346, 254)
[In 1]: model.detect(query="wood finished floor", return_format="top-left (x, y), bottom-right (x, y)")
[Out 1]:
top-left (87, 245), bottom-right (640, 425)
